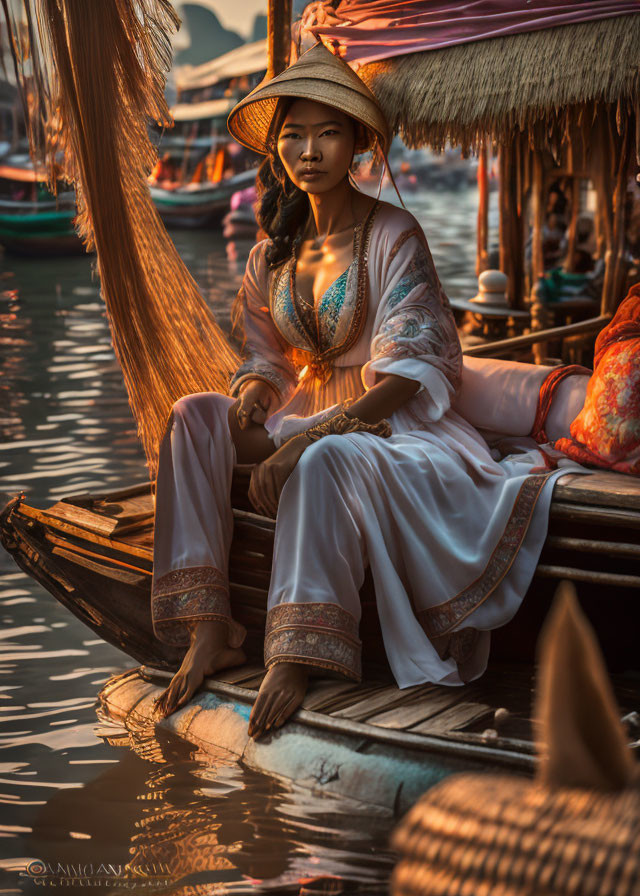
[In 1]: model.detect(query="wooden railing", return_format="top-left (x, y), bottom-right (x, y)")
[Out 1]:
top-left (463, 316), bottom-right (609, 359)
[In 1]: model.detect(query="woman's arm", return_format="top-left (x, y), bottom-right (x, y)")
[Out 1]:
top-left (247, 373), bottom-right (420, 516)
top-left (344, 372), bottom-right (421, 424)
top-left (230, 241), bottom-right (298, 407)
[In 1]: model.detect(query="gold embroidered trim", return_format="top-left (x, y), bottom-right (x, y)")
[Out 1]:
top-left (152, 566), bottom-right (231, 647)
top-left (268, 200), bottom-right (380, 370)
top-left (265, 602), bottom-right (362, 681)
top-left (384, 226), bottom-right (427, 281)
top-left (418, 473), bottom-right (552, 639)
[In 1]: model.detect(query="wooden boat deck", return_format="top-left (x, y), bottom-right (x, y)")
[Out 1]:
top-left (2, 467), bottom-right (640, 771)
top-left (134, 658), bottom-right (640, 774)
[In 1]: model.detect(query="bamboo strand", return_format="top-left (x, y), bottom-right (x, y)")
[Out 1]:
top-left (3, 0), bottom-right (240, 477)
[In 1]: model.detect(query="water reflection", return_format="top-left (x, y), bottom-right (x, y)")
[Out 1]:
top-left (16, 723), bottom-right (394, 894)
top-left (0, 184), bottom-right (479, 893)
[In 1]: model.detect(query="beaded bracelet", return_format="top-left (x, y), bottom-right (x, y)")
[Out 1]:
top-left (300, 399), bottom-right (392, 444)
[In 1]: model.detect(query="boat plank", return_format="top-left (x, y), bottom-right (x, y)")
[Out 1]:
top-left (95, 495), bottom-right (154, 520)
top-left (366, 689), bottom-right (465, 730)
top-left (332, 684), bottom-right (434, 722)
top-left (239, 671), bottom-right (268, 689)
top-left (554, 471), bottom-right (640, 510)
top-left (410, 701), bottom-right (494, 736)
top-left (112, 513), bottom-right (154, 536)
top-left (51, 546), bottom-right (147, 586)
top-left (45, 531), bottom-right (150, 575)
top-left (44, 502), bottom-right (119, 536)
top-left (19, 504), bottom-right (154, 562)
top-left (311, 684), bottom-right (390, 715)
top-left (550, 502), bottom-right (640, 529)
top-left (63, 481), bottom-right (151, 506)
top-left (303, 681), bottom-right (370, 712)
top-left (211, 664), bottom-right (266, 685)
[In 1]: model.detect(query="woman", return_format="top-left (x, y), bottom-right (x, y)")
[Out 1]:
top-left (151, 44), bottom-right (566, 739)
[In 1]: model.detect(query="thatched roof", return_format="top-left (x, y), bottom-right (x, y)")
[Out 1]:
top-left (358, 14), bottom-right (640, 152)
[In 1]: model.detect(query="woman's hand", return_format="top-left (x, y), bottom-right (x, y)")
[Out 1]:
top-left (236, 380), bottom-right (277, 429)
top-left (248, 434), bottom-right (309, 517)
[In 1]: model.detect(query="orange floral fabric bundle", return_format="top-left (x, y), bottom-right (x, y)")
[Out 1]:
top-left (555, 283), bottom-right (640, 475)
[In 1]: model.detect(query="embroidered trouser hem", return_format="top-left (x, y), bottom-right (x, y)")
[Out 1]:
top-left (265, 602), bottom-right (362, 682)
top-left (152, 565), bottom-right (246, 649)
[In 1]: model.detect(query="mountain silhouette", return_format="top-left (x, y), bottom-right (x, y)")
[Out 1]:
top-left (251, 14), bottom-right (267, 42)
top-left (175, 4), bottom-right (243, 66)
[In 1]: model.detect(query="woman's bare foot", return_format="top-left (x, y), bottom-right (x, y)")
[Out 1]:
top-left (248, 662), bottom-right (309, 739)
top-left (154, 620), bottom-right (246, 718)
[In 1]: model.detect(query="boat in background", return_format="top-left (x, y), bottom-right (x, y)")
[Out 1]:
top-left (0, 154), bottom-right (84, 256)
top-left (150, 41), bottom-right (266, 228)
top-left (149, 145), bottom-right (257, 229)
top-left (148, 105), bottom-right (258, 228)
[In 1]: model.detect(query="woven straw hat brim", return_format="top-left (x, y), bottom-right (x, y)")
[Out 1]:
top-left (227, 44), bottom-right (390, 155)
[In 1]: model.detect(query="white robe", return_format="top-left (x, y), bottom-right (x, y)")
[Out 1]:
top-left (151, 199), bottom-right (585, 688)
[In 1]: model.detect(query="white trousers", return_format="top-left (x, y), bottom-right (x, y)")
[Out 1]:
top-left (151, 391), bottom-right (578, 687)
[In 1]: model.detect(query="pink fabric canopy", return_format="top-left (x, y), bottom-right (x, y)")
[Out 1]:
top-left (308, 0), bottom-right (640, 66)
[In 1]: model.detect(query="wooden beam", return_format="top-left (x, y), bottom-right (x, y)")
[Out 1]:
top-left (609, 112), bottom-right (633, 314)
top-left (544, 536), bottom-right (640, 558)
top-left (599, 109), bottom-right (618, 315)
top-left (498, 133), bottom-right (526, 308)
top-left (550, 501), bottom-right (640, 530)
top-left (267, 0), bottom-right (293, 78)
top-left (463, 315), bottom-right (608, 357)
top-left (475, 140), bottom-right (489, 277)
top-left (536, 565), bottom-right (640, 589)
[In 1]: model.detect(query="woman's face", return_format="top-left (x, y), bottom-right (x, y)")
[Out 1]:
top-left (277, 98), bottom-right (356, 194)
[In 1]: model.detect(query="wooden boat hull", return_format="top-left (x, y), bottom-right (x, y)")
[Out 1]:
top-left (0, 207), bottom-right (85, 255)
top-left (2, 466), bottom-right (639, 790)
top-left (2, 468), bottom-right (638, 666)
top-left (150, 170), bottom-right (256, 228)
top-left (98, 665), bottom-right (532, 814)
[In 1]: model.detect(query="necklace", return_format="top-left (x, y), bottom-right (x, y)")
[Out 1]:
top-left (275, 199), bottom-right (379, 386)
top-left (291, 216), bottom-right (363, 314)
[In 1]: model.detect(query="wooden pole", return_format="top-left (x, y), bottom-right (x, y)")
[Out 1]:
top-left (565, 132), bottom-right (580, 273)
top-left (599, 108), bottom-right (618, 315)
top-left (463, 315), bottom-right (608, 358)
top-left (529, 149), bottom-right (549, 363)
top-left (475, 140), bottom-right (489, 276)
top-left (267, 0), bottom-right (293, 78)
top-left (499, 134), bottom-right (525, 309)
top-left (609, 114), bottom-right (632, 313)
top-left (530, 152), bottom-right (545, 286)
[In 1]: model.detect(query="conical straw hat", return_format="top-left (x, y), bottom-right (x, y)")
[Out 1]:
top-left (227, 42), bottom-right (390, 155)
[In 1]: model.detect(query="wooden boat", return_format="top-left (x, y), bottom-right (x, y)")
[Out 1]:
top-left (149, 167), bottom-right (257, 228)
top-left (149, 39), bottom-right (267, 229)
top-left (2, 324), bottom-right (639, 805)
top-left (0, 157), bottom-right (84, 255)
top-left (2, 465), bottom-right (639, 808)
top-left (2, 0), bottom-right (639, 813)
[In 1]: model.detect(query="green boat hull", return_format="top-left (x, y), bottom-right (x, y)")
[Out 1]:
top-left (0, 208), bottom-right (86, 255)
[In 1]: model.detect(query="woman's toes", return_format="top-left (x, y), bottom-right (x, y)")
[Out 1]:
top-left (249, 664), bottom-right (309, 738)
top-left (272, 694), bottom-right (299, 728)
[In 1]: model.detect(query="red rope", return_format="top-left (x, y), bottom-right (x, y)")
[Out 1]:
top-left (530, 364), bottom-right (591, 445)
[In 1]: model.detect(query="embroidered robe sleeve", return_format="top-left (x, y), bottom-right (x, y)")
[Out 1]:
top-left (361, 226), bottom-right (462, 422)
top-left (229, 241), bottom-right (297, 405)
